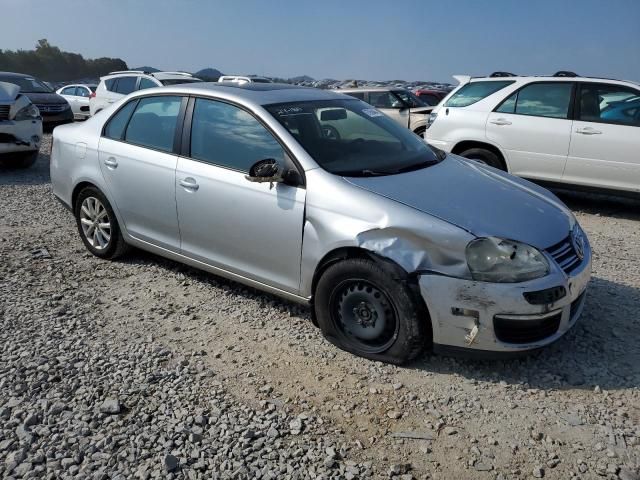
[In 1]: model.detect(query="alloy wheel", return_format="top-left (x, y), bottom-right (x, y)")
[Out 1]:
top-left (79, 197), bottom-right (111, 250)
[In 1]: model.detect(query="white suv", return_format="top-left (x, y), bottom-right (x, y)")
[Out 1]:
top-left (425, 72), bottom-right (640, 195)
top-left (89, 71), bottom-right (202, 116)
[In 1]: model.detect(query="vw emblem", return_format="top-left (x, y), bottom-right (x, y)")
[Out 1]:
top-left (572, 226), bottom-right (585, 261)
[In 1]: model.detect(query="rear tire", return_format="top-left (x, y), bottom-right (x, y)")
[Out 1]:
top-left (74, 186), bottom-right (129, 260)
top-left (314, 258), bottom-right (428, 364)
top-left (0, 150), bottom-right (38, 169)
top-left (459, 147), bottom-right (505, 170)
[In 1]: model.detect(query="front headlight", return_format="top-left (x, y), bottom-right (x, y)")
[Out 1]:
top-left (466, 237), bottom-right (549, 283)
top-left (14, 104), bottom-right (40, 121)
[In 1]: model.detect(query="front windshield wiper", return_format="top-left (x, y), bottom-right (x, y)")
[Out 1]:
top-left (336, 169), bottom-right (392, 177)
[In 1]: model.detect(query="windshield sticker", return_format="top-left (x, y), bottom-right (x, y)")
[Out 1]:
top-left (362, 108), bottom-right (384, 118)
top-left (276, 106), bottom-right (304, 115)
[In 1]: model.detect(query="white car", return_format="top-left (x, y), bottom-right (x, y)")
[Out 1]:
top-left (0, 81), bottom-right (42, 169)
top-left (89, 71), bottom-right (202, 116)
top-left (425, 72), bottom-right (640, 195)
top-left (56, 84), bottom-right (97, 120)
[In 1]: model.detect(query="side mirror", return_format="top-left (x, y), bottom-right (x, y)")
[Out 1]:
top-left (245, 158), bottom-right (284, 187)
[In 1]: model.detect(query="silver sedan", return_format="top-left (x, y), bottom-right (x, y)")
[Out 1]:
top-left (50, 83), bottom-right (591, 364)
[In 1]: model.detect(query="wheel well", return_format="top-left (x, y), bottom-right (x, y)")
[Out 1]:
top-left (310, 247), bottom-right (432, 341)
top-left (71, 182), bottom-right (97, 210)
top-left (451, 140), bottom-right (508, 171)
top-left (413, 125), bottom-right (426, 135)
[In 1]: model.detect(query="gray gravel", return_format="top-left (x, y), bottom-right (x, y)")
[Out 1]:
top-left (1, 134), bottom-right (639, 479)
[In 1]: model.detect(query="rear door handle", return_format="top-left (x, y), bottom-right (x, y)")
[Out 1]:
top-left (576, 127), bottom-right (602, 135)
top-left (179, 177), bottom-right (199, 191)
top-left (103, 157), bottom-right (118, 169)
top-left (490, 118), bottom-right (512, 126)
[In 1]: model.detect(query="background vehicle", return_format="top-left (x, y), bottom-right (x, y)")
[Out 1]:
top-left (336, 87), bottom-right (433, 136)
top-left (0, 81), bottom-right (42, 168)
top-left (89, 70), bottom-right (202, 115)
top-left (425, 72), bottom-right (640, 195)
top-left (0, 72), bottom-right (73, 128)
top-left (51, 82), bottom-right (590, 364)
top-left (56, 84), bottom-right (97, 120)
top-left (413, 88), bottom-right (448, 105)
top-left (218, 75), bottom-right (273, 84)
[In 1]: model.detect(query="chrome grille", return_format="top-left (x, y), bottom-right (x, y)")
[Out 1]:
top-left (36, 104), bottom-right (67, 114)
top-left (0, 105), bottom-right (10, 120)
top-left (547, 236), bottom-right (580, 274)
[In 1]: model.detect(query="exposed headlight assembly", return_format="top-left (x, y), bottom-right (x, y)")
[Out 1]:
top-left (14, 104), bottom-right (40, 121)
top-left (466, 237), bottom-right (549, 283)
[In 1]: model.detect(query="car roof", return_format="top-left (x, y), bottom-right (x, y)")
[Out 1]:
top-left (129, 82), bottom-right (347, 106)
top-left (335, 87), bottom-right (408, 93)
top-left (0, 71), bottom-right (36, 79)
top-left (466, 75), bottom-right (639, 88)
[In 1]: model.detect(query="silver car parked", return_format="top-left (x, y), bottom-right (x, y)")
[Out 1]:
top-left (51, 83), bottom-right (591, 364)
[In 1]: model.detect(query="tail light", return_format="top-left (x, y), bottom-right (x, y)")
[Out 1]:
top-left (89, 91), bottom-right (96, 99)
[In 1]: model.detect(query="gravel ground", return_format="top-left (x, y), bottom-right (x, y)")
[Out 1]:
top-left (1, 134), bottom-right (639, 479)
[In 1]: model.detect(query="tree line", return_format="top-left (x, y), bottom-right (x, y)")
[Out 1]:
top-left (0, 39), bottom-right (128, 81)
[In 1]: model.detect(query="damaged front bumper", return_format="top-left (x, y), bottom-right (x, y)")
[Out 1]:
top-left (418, 243), bottom-right (592, 356)
top-left (0, 119), bottom-right (42, 155)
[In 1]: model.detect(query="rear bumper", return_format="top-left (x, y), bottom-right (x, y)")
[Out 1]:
top-left (418, 242), bottom-right (591, 355)
top-left (0, 119), bottom-right (42, 154)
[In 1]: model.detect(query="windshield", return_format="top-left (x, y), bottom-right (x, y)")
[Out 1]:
top-left (266, 99), bottom-right (442, 176)
top-left (392, 90), bottom-right (427, 108)
top-left (0, 76), bottom-right (52, 93)
top-left (160, 78), bottom-right (203, 86)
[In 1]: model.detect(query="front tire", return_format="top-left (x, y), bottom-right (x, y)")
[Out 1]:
top-left (314, 258), bottom-right (428, 364)
top-left (74, 187), bottom-right (128, 259)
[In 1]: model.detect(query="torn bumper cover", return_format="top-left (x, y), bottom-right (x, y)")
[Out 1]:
top-left (419, 243), bottom-right (591, 355)
top-left (0, 117), bottom-right (42, 155)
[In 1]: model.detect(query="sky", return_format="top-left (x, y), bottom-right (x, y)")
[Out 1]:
top-left (1, 0), bottom-right (639, 83)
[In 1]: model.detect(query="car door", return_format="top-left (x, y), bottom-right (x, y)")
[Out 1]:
top-left (564, 82), bottom-right (640, 192)
top-left (175, 97), bottom-right (306, 293)
top-left (367, 91), bottom-right (410, 128)
top-left (486, 82), bottom-right (574, 180)
top-left (98, 95), bottom-right (185, 251)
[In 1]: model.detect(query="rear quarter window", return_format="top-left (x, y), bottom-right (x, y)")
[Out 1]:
top-left (445, 81), bottom-right (514, 107)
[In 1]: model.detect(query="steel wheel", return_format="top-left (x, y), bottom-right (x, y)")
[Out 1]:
top-left (79, 197), bottom-right (111, 251)
top-left (330, 279), bottom-right (399, 354)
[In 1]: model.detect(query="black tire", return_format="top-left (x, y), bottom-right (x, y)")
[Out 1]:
top-left (314, 258), bottom-right (428, 364)
top-left (459, 147), bottom-right (505, 170)
top-left (74, 186), bottom-right (129, 259)
top-left (0, 150), bottom-right (39, 169)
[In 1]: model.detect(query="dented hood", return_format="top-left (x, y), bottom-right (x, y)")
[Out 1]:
top-left (0, 81), bottom-right (20, 102)
top-left (344, 155), bottom-right (573, 249)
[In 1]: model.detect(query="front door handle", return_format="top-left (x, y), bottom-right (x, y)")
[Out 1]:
top-left (179, 177), bottom-right (199, 191)
top-left (576, 127), bottom-right (602, 135)
top-left (490, 118), bottom-right (512, 126)
top-left (103, 157), bottom-right (118, 169)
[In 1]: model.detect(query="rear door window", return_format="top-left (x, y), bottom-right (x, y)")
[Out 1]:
top-left (578, 83), bottom-right (640, 126)
top-left (124, 96), bottom-right (182, 152)
top-left (138, 78), bottom-right (158, 90)
top-left (76, 87), bottom-right (90, 98)
top-left (114, 76), bottom-right (138, 95)
top-left (445, 81), bottom-right (514, 107)
top-left (104, 78), bottom-right (117, 92)
top-left (104, 100), bottom-right (138, 140)
top-left (497, 82), bottom-right (573, 119)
